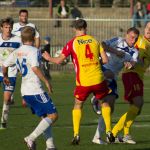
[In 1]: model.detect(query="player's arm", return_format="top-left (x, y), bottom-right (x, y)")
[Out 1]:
top-left (32, 66), bottom-right (52, 94)
top-left (99, 45), bottom-right (108, 64)
top-left (2, 52), bottom-right (16, 85)
top-left (34, 37), bottom-right (40, 49)
top-left (102, 41), bottom-right (125, 58)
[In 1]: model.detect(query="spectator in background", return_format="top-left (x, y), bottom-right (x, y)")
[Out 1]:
top-left (54, 0), bottom-right (70, 27)
top-left (144, 3), bottom-right (150, 25)
top-left (132, 1), bottom-right (146, 28)
top-left (41, 36), bottom-right (51, 80)
top-left (70, 5), bottom-right (83, 27)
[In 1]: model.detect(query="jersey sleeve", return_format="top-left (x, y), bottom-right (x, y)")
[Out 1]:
top-left (34, 26), bottom-right (40, 38)
top-left (105, 37), bottom-right (121, 47)
top-left (131, 49), bottom-right (139, 62)
top-left (62, 40), bottom-right (73, 57)
top-left (28, 50), bottom-right (40, 67)
top-left (3, 51), bottom-right (16, 67)
top-left (100, 44), bottom-right (104, 53)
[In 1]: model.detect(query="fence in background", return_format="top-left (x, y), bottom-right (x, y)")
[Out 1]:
top-left (5, 18), bottom-right (149, 71)
top-left (26, 18), bottom-right (135, 55)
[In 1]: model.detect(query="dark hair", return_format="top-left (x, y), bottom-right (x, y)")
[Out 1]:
top-left (19, 9), bottom-right (28, 15)
top-left (21, 26), bottom-right (35, 43)
top-left (0, 17), bottom-right (14, 27)
top-left (73, 19), bottom-right (87, 30)
top-left (127, 27), bottom-right (140, 36)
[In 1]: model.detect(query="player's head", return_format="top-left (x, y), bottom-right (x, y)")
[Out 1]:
top-left (60, 0), bottom-right (65, 6)
top-left (0, 17), bottom-right (14, 36)
top-left (73, 19), bottom-right (87, 33)
top-left (126, 27), bottom-right (140, 47)
top-left (21, 26), bottom-right (35, 44)
top-left (19, 9), bottom-right (28, 24)
top-left (144, 22), bottom-right (150, 40)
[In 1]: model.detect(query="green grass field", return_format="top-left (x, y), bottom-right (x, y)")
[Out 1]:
top-left (0, 72), bottom-right (150, 150)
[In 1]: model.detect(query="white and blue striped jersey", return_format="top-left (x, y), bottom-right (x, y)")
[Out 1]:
top-left (12, 22), bottom-right (40, 38)
top-left (103, 37), bottom-right (138, 78)
top-left (3, 45), bottom-right (44, 96)
top-left (0, 33), bottom-right (21, 77)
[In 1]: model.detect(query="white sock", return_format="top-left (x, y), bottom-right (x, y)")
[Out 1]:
top-left (94, 116), bottom-right (105, 139)
top-left (43, 126), bottom-right (55, 148)
top-left (1, 103), bottom-right (10, 123)
top-left (28, 117), bottom-right (53, 141)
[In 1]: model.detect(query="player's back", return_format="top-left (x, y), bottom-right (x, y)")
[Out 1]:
top-left (15, 45), bottom-right (44, 95)
top-left (72, 35), bottom-right (104, 86)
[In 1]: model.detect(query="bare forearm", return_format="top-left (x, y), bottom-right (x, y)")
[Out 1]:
top-left (32, 67), bottom-right (48, 83)
top-left (34, 37), bottom-right (40, 49)
top-left (2, 66), bottom-right (8, 77)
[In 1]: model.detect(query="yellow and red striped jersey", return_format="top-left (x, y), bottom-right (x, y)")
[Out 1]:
top-left (124, 35), bottom-right (150, 79)
top-left (62, 34), bottom-right (104, 86)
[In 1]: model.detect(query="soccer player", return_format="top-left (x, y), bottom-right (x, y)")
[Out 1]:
top-left (3, 26), bottom-right (58, 150)
top-left (91, 27), bottom-right (140, 144)
top-left (42, 19), bottom-right (110, 145)
top-left (12, 9), bottom-right (40, 48)
top-left (0, 17), bottom-right (21, 129)
top-left (111, 22), bottom-right (150, 144)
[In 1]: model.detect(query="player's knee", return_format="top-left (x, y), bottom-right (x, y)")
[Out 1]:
top-left (47, 113), bottom-right (58, 123)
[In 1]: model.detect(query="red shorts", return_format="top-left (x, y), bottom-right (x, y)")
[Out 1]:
top-left (122, 72), bottom-right (143, 102)
top-left (74, 80), bottom-right (110, 101)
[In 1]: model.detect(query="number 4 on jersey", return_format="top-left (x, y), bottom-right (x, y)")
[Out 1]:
top-left (85, 44), bottom-right (93, 60)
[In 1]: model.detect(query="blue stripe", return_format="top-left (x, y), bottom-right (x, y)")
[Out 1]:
top-left (0, 42), bottom-right (20, 48)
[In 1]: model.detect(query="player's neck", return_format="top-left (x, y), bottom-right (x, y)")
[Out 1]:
top-left (19, 21), bottom-right (28, 26)
top-left (23, 41), bottom-right (34, 46)
top-left (76, 31), bottom-right (86, 37)
top-left (2, 33), bottom-right (11, 40)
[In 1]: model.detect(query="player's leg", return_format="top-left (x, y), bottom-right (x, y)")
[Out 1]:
top-left (101, 96), bottom-right (115, 143)
top-left (92, 116), bottom-right (107, 144)
top-left (72, 98), bottom-right (83, 145)
top-left (0, 77), bottom-right (16, 129)
top-left (0, 91), bottom-right (11, 128)
top-left (23, 93), bottom-right (58, 150)
top-left (122, 96), bottom-right (143, 144)
top-left (43, 126), bottom-right (56, 150)
top-left (72, 85), bottom-right (90, 145)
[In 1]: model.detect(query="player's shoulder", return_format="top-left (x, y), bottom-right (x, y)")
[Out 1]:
top-left (26, 23), bottom-right (36, 28)
top-left (13, 22), bottom-right (21, 28)
top-left (11, 34), bottom-right (21, 41)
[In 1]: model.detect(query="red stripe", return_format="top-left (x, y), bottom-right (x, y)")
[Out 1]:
top-left (71, 40), bottom-right (81, 85)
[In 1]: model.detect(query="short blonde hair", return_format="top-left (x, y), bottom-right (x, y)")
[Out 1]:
top-left (21, 26), bottom-right (35, 43)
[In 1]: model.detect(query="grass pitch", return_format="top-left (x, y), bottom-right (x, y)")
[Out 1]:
top-left (0, 72), bottom-right (150, 150)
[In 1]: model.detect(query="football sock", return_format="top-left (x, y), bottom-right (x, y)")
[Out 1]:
top-left (112, 113), bottom-right (127, 137)
top-left (94, 116), bottom-right (105, 138)
top-left (101, 106), bottom-right (111, 133)
top-left (72, 109), bottom-right (81, 137)
top-left (112, 105), bottom-right (139, 137)
top-left (28, 117), bottom-right (53, 141)
top-left (124, 105), bottom-right (139, 136)
top-left (43, 126), bottom-right (55, 149)
top-left (1, 102), bottom-right (9, 124)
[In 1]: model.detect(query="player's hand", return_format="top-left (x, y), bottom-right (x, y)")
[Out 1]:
top-left (3, 76), bottom-right (10, 85)
top-left (124, 62), bottom-right (133, 69)
top-left (42, 51), bottom-right (51, 62)
top-left (45, 81), bottom-right (53, 94)
top-left (116, 51), bottom-right (125, 58)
